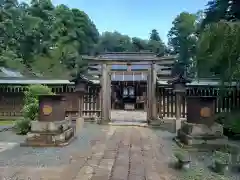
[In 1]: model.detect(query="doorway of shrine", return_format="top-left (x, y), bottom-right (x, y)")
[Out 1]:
top-left (110, 81), bottom-right (147, 123)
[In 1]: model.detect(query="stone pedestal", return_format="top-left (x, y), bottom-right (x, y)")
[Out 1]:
top-left (21, 95), bottom-right (75, 147)
top-left (177, 121), bottom-right (224, 146)
top-left (176, 96), bottom-right (225, 147)
top-left (22, 119), bottom-right (74, 147)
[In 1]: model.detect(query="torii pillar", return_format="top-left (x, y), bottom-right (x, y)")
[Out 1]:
top-left (147, 62), bottom-right (157, 122)
top-left (101, 63), bottom-right (111, 123)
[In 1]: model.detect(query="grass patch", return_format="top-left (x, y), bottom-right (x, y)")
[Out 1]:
top-left (0, 120), bottom-right (15, 126)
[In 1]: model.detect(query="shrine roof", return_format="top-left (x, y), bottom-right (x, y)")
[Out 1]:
top-left (157, 79), bottom-right (238, 87)
top-left (0, 67), bottom-right (24, 77)
top-left (0, 77), bottom-right (74, 85)
top-left (82, 52), bottom-right (176, 62)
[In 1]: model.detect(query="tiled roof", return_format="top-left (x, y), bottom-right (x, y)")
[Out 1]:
top-left (83, 52), bottom-right (176, 62)
top-left (0, 78), bottom-right (73, 85)
top-left (0, 67), bottom-right (23, 77)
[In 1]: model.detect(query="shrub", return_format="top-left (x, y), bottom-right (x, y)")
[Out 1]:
top-left (216, 110), bottom-right (240, 134)
top-left (213, 151), bottom-right (230, 165)
top-left (180, 168), bottom-right (230, 180)
top-left (22, 85), bottom-right (54, 121)
top-left (14, 118), bottom-right (31, 135)
top-left (228, 117), bottom-right (240, 134)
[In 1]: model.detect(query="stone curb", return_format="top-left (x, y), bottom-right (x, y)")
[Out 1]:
top-left (0, 126), bottom-right (13, 132)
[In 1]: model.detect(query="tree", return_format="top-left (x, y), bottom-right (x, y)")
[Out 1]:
top-left (196, 21), bottom-right (240, 81)
top-left (202, 0), bottom-right (240, 28)
top-left (196, 0), bottom-right (240, 80)
top-left (0, 0), bottom-right (99, 78)
top-left (168, 12), bottom-right (199, 76)
top-left (94, 31), bottom-right (133, 53)
top-left (149, 29), bottom-right (161, 41)
top-left (148, 29), bottom-right (165, 56)
top-left (131, 37), bottom-right (148, 52)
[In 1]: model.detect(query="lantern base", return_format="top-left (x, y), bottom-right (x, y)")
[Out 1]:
top-left (21, 119), bottom-right (75, 147)
top-left (176, 121), bottom-right (224, 146)
top-left (21, 127), bottom-right (75, 147)
top-left (30, 119), bottom-right (72, 133)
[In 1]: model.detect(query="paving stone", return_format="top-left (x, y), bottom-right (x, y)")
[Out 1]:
top-left (145, 171), bottom-right (161, 180)
top-left (103, 151), bottom-right (117, 159)
top-left (99, 159), bottom-right (115, 169)
top-left (128, 174), bottom-right (145, 180)
top-left (0, 123), bottom-right (183, 180)
top-left (91, 167), bottom-right (111, 180)
top-left (86, 159), bottom-right (100, 167)
top-left (129, 164), bottom-right (145, 176)
top-left (112, 166), bottom-right (129, 180)
top-left (75, 173), bottom-right (93, 180)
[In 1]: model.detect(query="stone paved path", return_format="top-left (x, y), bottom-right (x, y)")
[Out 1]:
top-left (111, 110), bottom-right (147, 123)
top-left (0, 126), bottom-right (177, 180)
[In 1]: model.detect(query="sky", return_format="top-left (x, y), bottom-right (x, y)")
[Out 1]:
top-left (29, 0), bottom-right (210, 43)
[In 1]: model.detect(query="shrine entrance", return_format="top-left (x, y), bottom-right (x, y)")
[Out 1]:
top-left (111, 81), bottom-right (147, 110)
top-left (111, 79), bottom-right (147, 123)
top-left (83, 52), bottom-right (173, 124)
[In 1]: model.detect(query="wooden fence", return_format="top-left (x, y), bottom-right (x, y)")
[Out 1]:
top-left (82, 85), bottom-right (101, 117)
top-left (0, 84), bottom-right (239, 119)
top-left (157, 86), bottom-right (240, 118)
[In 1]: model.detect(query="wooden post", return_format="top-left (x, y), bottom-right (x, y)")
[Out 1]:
top-left (107, 72), bottom-right (111, 120)
top-left (78, 94), bottom-right (82, 117)
top-left (147, 70), bottom-right (152, 122)
top-left (151, 63), bottom-right (157, 120)
top-left (101, 64), bottom-right (111, 123)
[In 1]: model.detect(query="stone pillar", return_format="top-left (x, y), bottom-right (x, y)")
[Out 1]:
top-left (101, 63), bottom-right (110, 123)
top-left (151, 63), bottom-right (157, 120)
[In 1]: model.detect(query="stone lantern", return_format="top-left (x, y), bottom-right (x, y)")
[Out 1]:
top-left (22, 95), bottom-right (75, 147)
top-left (168, 74), bottom-right (191, 132)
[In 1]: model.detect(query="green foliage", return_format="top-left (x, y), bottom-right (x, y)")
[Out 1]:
top-left (196, 21), bottom-right (240, 82)
top-left (213, 151), bottom-right (230, 165)
top-left (168, 12), bottom-right (202, 76)
top-left (14, 118), bottom-right (31, 135)
top-left (94, 30), bottom-right (166, 55)
top-left (22, 85), bottom-right (54, 121)
top-left (196, 0), bottom-right (240, 80)
top-left (174, 151), bottom-right (186, 161)
top-left (0, 0), bottom-right (168, 78)
top-left (202, 0), bottom-right (240, 29)
top-left (227, 116), bottom-right (240, 134)
top-left (180, 167), bottom-right (230, 180)
top-left (0, 0), bottom-right (99, 78)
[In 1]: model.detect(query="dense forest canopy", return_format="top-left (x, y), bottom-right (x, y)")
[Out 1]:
top-left (196, 0), bottom-right (240, 82)
top-left (0, 0), bottom-right (239, 82)
top-left (0, 0), bottom-right (166, 78)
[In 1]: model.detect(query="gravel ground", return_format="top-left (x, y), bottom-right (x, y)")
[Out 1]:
top-left (153, 128), bottom-right (240, 180)
top-left (0, 125), bottom-right (13, 132)
top-left (0, 123), bottom-right (109, 167)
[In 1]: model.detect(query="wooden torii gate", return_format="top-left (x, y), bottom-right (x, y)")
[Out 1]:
top-left (82, 52), bottom-right (175, 123)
